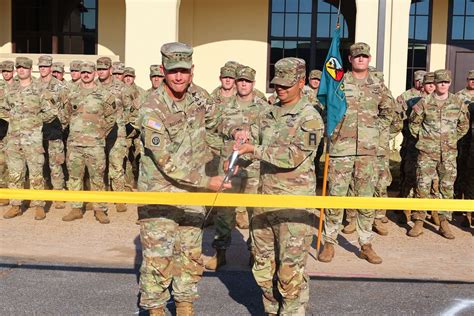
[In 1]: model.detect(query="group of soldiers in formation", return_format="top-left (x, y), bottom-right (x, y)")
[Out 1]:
top-left (0, 40), bottom-right (472, 315)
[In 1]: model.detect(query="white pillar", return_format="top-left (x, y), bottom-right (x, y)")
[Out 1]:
top-left (124, 0), bottom-right (181, 88)
top-left (355, 0), bottom-right (379, 66)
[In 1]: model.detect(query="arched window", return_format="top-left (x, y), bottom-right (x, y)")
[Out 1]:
top-left (406, 0), bottom-right (432, 89)
top-left (12, 0), bottom-right (98, 54)
top-left (268, 0), bottom-right (356, 90)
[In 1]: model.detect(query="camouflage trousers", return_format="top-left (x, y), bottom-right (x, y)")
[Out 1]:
top-left (124, 137), bottom-right (139, 191)
top-left (138, 205), bottom-right (205, 309)
top-left (108, 137), bottom-right (126, 192)
top-left (212, 175), bottom-right (259, 250)
top-left (465, 143), bottom-right (474, 199)
top-left (374, 155), bottom-right (392, 219)
top-left (399, 144), bottom-right (418, 198)
top-left (6, 142), bottom-right (45, 207)
top-left (251, 208), bottom-right (314, 315)
top-left (47, 139), bottom-right (65, 190)
top-left (67, 146), bottom-right (107, 211)
top-left (412, 152), bottom-right (455, 221)
top-left (324, 156), bottom-right (376, 246)
top-left (0, 140), bottom-right (7, 188)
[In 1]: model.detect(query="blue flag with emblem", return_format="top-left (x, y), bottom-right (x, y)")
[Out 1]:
top-left (317, 27), bottom-right (347, 136)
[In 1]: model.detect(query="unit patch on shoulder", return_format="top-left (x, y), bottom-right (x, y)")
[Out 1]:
top-left (151, 133), bottom-right (161, 146)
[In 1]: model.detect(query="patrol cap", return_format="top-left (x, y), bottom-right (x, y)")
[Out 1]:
top-left (350, 42), bottom-right (371, 57)
top-left (434, 69), bottom-right (452, 83)
top-left (414, 70), bottom-right (427, 82)
top-left (235, 66), bottom-right (256, 81)
top-left (1, 60), bottom-right (14, 72)
top-left (271, 57), bottom-right (306, 87)
top-left (80, 61), bottom-right (96, 73)
top-left (52, 62), bottom-right (64, 73)
top-left (123, 67), bottom-right (135, 77)
top-left (423, 72), bottom-right (435, 84)
top-left (161, 42), bottom-right (193, 70)
top-left (15, 57), bottom-right (33, 69)
top-left (96, 57), bottom-right (112, 70)
top-left (149, 64), bottom-right (164, 77)
top-left (38, 55), bottom-right (53, 67)
top-left (224, 61), bottom-right (242, 71)
top-left (309, 69), bottom-right (322, 80)
top-left (69, 60), bottom-right (83, 72)
top-left (112, 62), bottom-right (125, 74)
top-left (220, 66), bottom-right (236, 78)
top-left (468, 70), bottom-right (474, 80)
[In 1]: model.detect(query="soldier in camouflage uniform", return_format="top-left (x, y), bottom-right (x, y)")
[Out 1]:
top-left (1, 57), bottom-right (58, 220)
top-left (36, 55), bottom-right (68, 209)
top-left (112, 61), bottom-right (125, 81)
top-left (233, 57), bottom-right (323, 315)
top-left (408, 70), bottom-right (470, 239)
top-left (224, 60), bottom-right (268, 102)
top-left (1, 60), bottom-right (15, 86)
top-left (319, 43), bottom-right (393, 264)
top-left (59, 62), bottom-right (117, 223)
top-left (210, 65), bottom-right (237, 103)
top-left (68, 60), bottom-right (83, 88)
top-left (147, 65), bottom-right (164, 96)
top-left (52, 62), bottom-right (65, 82)
top-left (205, 66), bottom-right (267, 271)
top-left (96, 57), bottom-right (131, 213)
top-left (137, 42), bottom-right (229, 316)
top-left (122, 66), bottom-right (145, 191)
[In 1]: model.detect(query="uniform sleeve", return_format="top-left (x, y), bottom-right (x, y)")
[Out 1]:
top-left (205, 99), bottom-right (224, 154)
top-left (253, 112), bottom-right (324, 169)
top-left (0, 88), bottom-right (10, 121)
top-left (457, 100), bottom-right (471, 140)
top-left (389, 93), bottom-right (404, 139)
top-left (409, 98), bottom-right (426, 138)
top-left (378, 83), bottom-right (395, 132)
top-left (40, 91), bottom-right (59, 123)
top-left (59, 94), bottom-right (71, 128)
top-left (104, 93), bottom-right (118, 135)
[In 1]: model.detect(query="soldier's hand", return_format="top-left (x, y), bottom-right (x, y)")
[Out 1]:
top-left (233, 130), bottom-right (250, 144)
top-left (207, 176), bottom-right (231, 191)
top-left (235, 143), bottom-right (254, 155)
top-left (223, 160), bottom-right (239, 175)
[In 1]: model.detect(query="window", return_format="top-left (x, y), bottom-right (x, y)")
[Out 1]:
top-left (406, 0), bottom-right (432, 89)
top-left (12, 0), bottom-right (98, 54)
top-left (450, 0), bottom-right (474, 41)
top-left (268, 0), bottom-right (356, 90)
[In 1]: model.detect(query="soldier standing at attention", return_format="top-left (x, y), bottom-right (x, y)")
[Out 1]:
top-left (96, 57), bottom-right (130, 213)
top-left (408, 70), bottom-right (470, 239)
top-left (318, 43), bottom-right (393, 264)
top-left (68, 60), bottom-right (83, 87)
top-left (233, 57), bottom-right (323, 315)
top-left (1, 57), bottom-right (58, 220)
top-left (52, 62), bottom-right (66, 82)
top-left (1, 60), bottom-right (15, 87)
top-left (112, 62), bottom-right (125, 81)
top-left (210, 65), bottom-right (237, 102)
top-left (147, 65), bottom-right (164, 95)
top-left (136, 42), bottom-right (229, 316)
top-left (59, 62), bottom-right (117, 224)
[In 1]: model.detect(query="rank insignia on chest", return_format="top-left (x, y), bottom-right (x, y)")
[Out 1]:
top-left (151, 133), bottom-right (161, 146)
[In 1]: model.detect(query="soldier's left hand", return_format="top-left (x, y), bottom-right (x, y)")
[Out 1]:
top-left (235, 143), bottom-right (254, 155)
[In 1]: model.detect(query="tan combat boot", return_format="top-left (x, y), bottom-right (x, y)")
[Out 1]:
top-left (318, 243), bottom-right (335, 263)
top-left (205, 249), bottom-right (226, 270)
top-left (3, 205), bottom-right (22, 219)
top-left (62, 208), bottom-right (83, 222)
top-left (34, 206), bottom-right (46, 220)
top-left (94, 210), bottom-right (110, 224)
top-left (373, 218), bottom-right (388, 236)
top-left (235, 211), bottom-right (249, 229)
top-left (175, 301), bottom-right (194, 316)
top-left (407, 220), bottom-right (424, 237)
top-left (359, 243), bottom-right (382, 264)
top-left (54, 201), bottom-right (66, 209)
top-left (149, 306), bottom-right (165, 316)
top-left (0, 199), bottom-right (9, 206)
top-left (431, 211), bottom-right (440, 226)
top-left (403, 210), bottom-right (411, 223)
top-left (116, 203), bottom-right (127, 213)
top-left (342, 220), bottom-right (356, 234)
top-left (85, 202), bottom-right (94, 211)
top-left (439, 218), bottom-right (455, 239)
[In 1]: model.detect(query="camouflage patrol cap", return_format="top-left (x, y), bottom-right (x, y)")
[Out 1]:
top-left (123, 67), bottom-right (136, 77)
top-left (309, 69), bottom-right (322, 80)
top-left (80, 61), bottom-right (96, 73)
top-left (468, 70), bottom-right (474, 80)
top-left (161, 42), bottom-right (193, 70)
top-left (1, 60), bottom-right (14, 72)
top-left (236, 66), bottom-right (256, 81)
top-left (220, 66), bottom-right (236, 78)
top-left (271, 57), bottom-right (306, 87)
top-left (434, 69), bottom-right (452, 83)
top-left (414, 70), bottom-right (427, 82)
top-left (350, 42), bottom-right (371, 57)
top-left (224, 61), bottom-right (242, 71)
top-left (69, 60), bottom-right (83, 72)
top-left (15, 57), bottom-right (33, 69)
top-left (52, 62), bottom-right (64, 73)
top-left (423, 72), bottom-right (435, 84)
top-left (96, 57), bottom-right (112, 70)
top-left (112, 62), bottom-right (125, 74)
top-left (149, 64), bottom-right (164, 77)
top-left (38, 55), bottom-right (53, 67)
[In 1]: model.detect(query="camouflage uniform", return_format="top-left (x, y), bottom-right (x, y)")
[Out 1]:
top-left (409, 70), bottom-right (470, 221)
top-left (246, 58), bottom-right (323, 315)
top-left (137, 43), bottom-right (213, 310)
top-left (37, 55), bottom-right (67, 192)
top-left (60, 62), bottom-right (117, 212)
top-left (0, 64), bottom-right (13, 191)
top-left (67, 60), bottom-right (83, 90)
top-left (0, 57), bottom-right (58, 209)
top-left (323, 44), bottom-right (394, 249)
